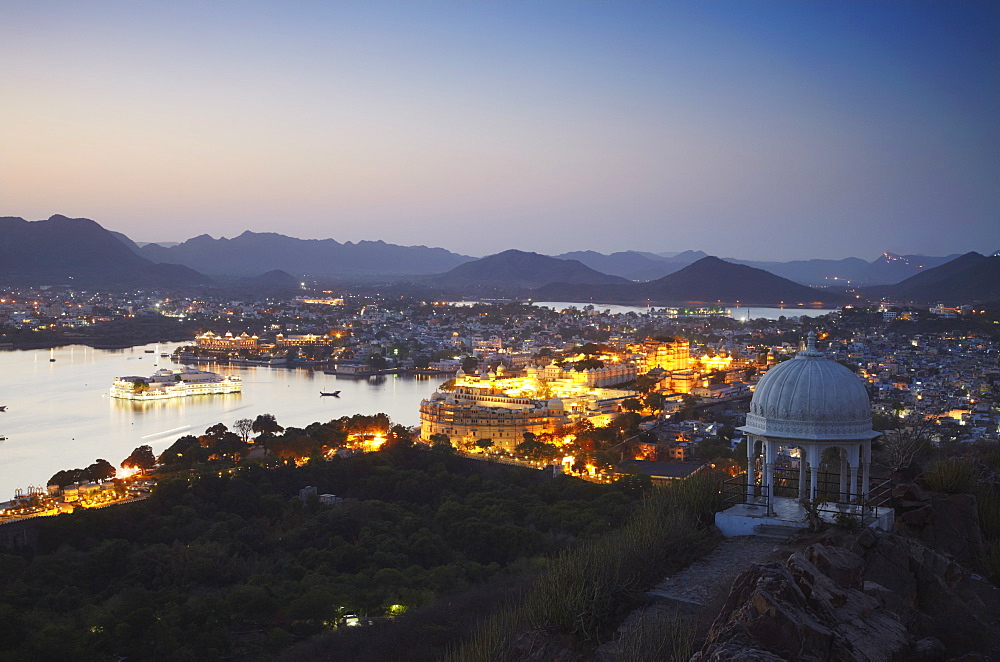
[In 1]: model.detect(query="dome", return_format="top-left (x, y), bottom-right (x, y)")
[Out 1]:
top-left (741, 333), bottom-right (878, 441)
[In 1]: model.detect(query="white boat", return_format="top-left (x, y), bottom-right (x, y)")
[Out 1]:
top-left (109, 367), bottom-right (242, 400)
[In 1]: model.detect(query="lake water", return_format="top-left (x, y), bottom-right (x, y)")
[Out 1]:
top-left (0, 343), bottom-right (442, 498)
top-left (531, 302), bottom-right (839, 320)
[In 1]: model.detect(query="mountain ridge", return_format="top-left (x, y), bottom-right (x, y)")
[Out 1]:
top-left (0, 215), bottom-right (212, 288)
top-left (533, 256), bottom-right (849, 306)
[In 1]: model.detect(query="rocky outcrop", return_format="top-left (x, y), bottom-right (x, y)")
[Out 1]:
top-left (694, 529), bottom-right (1000, 661)
top-left (892, 482), bottom-right (986, 569)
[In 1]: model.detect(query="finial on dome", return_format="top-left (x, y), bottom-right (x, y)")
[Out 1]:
top-left (800, 331), bottom-right (823, 357)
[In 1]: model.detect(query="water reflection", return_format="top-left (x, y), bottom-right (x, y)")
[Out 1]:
top-left (0, 342), bottom-right (441, 498)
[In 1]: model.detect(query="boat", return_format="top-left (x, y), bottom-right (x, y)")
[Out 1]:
top-left (320, 391), bottom-right (341, 397)
top-left (109, 367), bottom-right (242, 400)
top-left (144, 349), bottom-right (155, 353)
top-left (160, 353), bottom-right (170, 358)
top-left (0, 405), bottom-right (6, 412)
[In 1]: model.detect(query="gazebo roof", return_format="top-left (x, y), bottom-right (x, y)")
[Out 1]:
top-left (739, 333), bottom-right (879, 441)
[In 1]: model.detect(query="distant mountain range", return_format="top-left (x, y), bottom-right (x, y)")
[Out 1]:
top-left (1, 214), bottom-right (993, 304)
top-left (532, 256), bottom-right (850, 306)
top-left (554, 250), bottom-right (708, 281)
top-left (0, 215), bottom-right (211, 288)
top-left (428, 250), bottom-right (631, 290)
top-left (136, 231), bottom-right (472, 278)
top-left (862, 252), bottom-right (1000, 303)
top-left (558, 249), bottom-right (963, 286)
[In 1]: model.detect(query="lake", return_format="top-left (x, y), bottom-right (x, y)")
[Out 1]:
top-left (531, 302), bottom-right (839, 320)
top-left (0, 343), bottom-right (442, 498)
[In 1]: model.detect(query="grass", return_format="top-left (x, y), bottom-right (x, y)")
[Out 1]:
top-left (921, 458), bottom-right (977, 494)
top-left (442, 470), bottom-right (725, 661)
top-left (614, 609), bottom-right (697, 662)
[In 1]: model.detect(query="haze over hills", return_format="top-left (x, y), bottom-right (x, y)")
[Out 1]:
top-left (561, 249), bottom-right (963, 286)
top-left (554, 250), bottom-right (710, 282)
top-left (533, 256), bottom-right (850, 306)
top-left (863, 252), bottom-right (1000, 303)
top-left (0, 214), bottom-right (990, 305)
top-left (428, 249), bottom-right (632, 290)
top-left (0, 215), bottom-right (211, 288)
top-left (135, 231), bottom-right (473, 278)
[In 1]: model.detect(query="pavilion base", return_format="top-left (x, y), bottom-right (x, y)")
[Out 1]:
top-left (715, 496), bottom-right (895, 538)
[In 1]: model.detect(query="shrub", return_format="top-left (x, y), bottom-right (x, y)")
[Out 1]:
top-left (444, 471), bottom-right (725, 660)
top-left (615, 608), bottom-right (696, 662)
top-left (833, 511), bottom-right (860, 530)
top-left (922, 458), bottom-right (977, 494)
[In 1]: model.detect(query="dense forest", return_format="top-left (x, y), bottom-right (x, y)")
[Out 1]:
top-left (0, 445), bottom-right (647, 660)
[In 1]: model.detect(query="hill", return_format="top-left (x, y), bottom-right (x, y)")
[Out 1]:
top-left (863, 252), bottom-right (1000, 303)
top-left (137, 231), bottom-right (473, 278)
top-left (554, 250), bottom-right (681, 281)
top-left (533, 256), bottom-right (849, 305)
top-left (430, 250), bottom-right (632, 290)
top-left (0, 215), bottom-right (212, 288)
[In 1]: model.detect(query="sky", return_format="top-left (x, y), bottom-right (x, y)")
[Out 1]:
top-left (2, 1), bottom-right (997, 261)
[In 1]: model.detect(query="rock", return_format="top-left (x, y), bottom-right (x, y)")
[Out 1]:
top-left (697, 548), bottom-right (910, 661)
top-left (891, 485), bottom-right (986, 570)
top-left (893, 482), bottom-right (932, 506)
top-left (901, 504), bottom-right (935, 527)
top-left (690, 642), bottom-right (788, 661)
top-left (804, 545), bottom-right (864, 590)
top-left (910, 636), bottom-right (946, 662)
top-left (851, 530), bottom-right (999, 658)
top-left (698, 530), bottom-right (1000, 661)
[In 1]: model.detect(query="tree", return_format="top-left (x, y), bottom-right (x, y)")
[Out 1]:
top-left (131, 378), bottom-right (149, 393)
top-left (86, 458), bottom-right (116, 482)
top-left (213, 433), bottom-right (249, 461)
top-left (462, 356), bottom-right (479, 374)
top-left (620, 398), bottom-right (643, 413)
top-left (474, 438), bottom-right (494, 452)
top-left (428, 433), bottom-right (453, 453)
top-left (252, 414), bottom-right (283, 436)
top-left (873, 410), bottom-right (938, 474)
top-left (577, 342), bottom-right (610, 356)
top-left (121, 445), bottom-right (156, 473)
top-left (644, 391), bottom-right (664, 413)
top-left (205, 423), bottom-right (229, 439)
top-left (234, 418), bottom-right (254, 443)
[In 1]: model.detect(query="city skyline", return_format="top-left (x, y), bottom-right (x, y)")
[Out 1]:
top-left (2, 1), bottom-right (997, 261)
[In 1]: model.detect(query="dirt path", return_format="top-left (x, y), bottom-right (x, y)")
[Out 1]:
top-left (596, 535), bottom-right (792, 660)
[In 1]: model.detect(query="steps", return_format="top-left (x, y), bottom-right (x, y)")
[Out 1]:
top-left (753, 523), bottom-right (803, 541)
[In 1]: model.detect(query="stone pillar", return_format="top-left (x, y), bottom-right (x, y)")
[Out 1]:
top-left (764, 439), bottom-right (776, 515)
top-left (861, 440), bottom-right (872, 501)
top-left (808, 446), bottom-right (821, 502)
top-left (746, 435), bottom-right (756, 501)
top-left (848, 443), bottom-right (860, 504)
top-left (839, 447), bottom-right (849, 502)
top-left (798, 446), bottom-right (808, 502)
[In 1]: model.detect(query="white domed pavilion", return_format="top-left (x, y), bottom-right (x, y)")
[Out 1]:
top-left (741, 331), bottom-right (879, 510)
top-left (714, 332), bottom-right (893, 537)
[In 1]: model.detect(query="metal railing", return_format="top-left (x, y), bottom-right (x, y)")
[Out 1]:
top-left (723, 470), bottom-right (893, 524)
top-left (722, 473), bottom-right (769, 512)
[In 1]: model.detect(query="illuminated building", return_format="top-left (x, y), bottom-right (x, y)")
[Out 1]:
top-left (275, 332), bottom-right (339, 347)
top-left (419, 365), bottom-right (635, 451)
top-left (196, 330), bottom-right (259, 350)
top-left (632, 338), bottom-right (690, 372)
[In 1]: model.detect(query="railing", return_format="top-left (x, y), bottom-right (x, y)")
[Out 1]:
top-left (721, 473), bottom-right (769, 512)
top-left (723, 470), bottom-right (894, 524)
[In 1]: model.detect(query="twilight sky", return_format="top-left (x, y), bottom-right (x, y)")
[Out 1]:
top-left (2, 1), bottom-right (997, 260)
